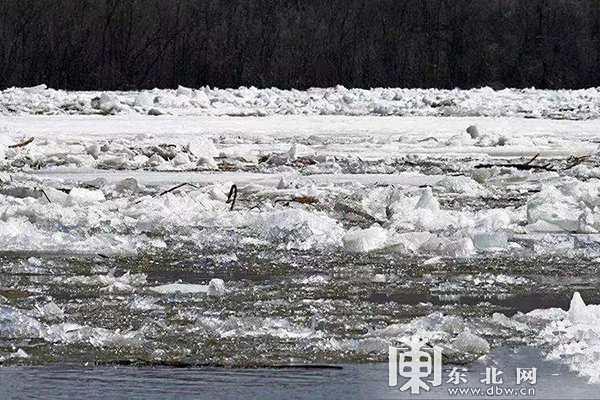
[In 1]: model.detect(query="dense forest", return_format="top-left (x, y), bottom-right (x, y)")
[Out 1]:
top-left (0, 0), bottom-right (599, 90)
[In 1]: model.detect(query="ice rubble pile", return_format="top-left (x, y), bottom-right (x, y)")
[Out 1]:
top-left (341, 183), bottom-right (515, 257)
top-left (194, 316), bottom-right (318, 340)
top-left (339, 311), bottom-right (491, 362)
top-left (332, 292), bottom-right (600, 382)
top-left (532, 292), bottom-right (600, 383)
top-left (2, 166), bottom-right (600, 257)
top-left (0, 176), bottom-right (348, 254)
top-left (0, 133), bottom-right (221, 172)
top-left (0, 302), bottom-right (144, 348)
top-left (2, 85), bottom-right (600, 118)
top-left (525, 179), bottom-right (600, 233)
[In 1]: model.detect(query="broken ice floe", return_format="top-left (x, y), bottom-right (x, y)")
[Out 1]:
top-left (150, 278), bottom-right (225, 296)
top-left (319, 291), bottom-right (600, 382)
top-left (0, 304), bottom-right (144, 348)
top-left (1, 147), bottom-right (599, 258)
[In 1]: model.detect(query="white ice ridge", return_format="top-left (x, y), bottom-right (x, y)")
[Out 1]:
top-left (2, 85), bottom-right (600, 119)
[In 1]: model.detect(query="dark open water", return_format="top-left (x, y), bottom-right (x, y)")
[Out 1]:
top-left (1, 348), bottom-right (599, 400)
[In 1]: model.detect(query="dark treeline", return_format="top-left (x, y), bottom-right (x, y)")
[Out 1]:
top-left (1, 0), bottom-right (599, 90)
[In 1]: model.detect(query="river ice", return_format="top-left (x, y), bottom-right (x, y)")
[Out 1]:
top-left (1, 87), bottom-right (600, 390)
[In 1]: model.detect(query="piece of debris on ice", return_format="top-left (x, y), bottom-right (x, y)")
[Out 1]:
top-left (466, 125), bottom-right (480, 139)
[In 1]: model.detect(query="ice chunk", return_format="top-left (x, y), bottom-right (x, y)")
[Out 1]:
top-left (115, 178), bottom-right (139, 193)
top-left (22, 84), bottom-right (47, 94)
top-left (441, 238), bottom-right (475, 257)
top-left (149, 278), bottom-right (224, 296)
top-left (68, 188), bottom-right (105, 204)
top-left (64, 271), bottom-right (147, 289)
top-left (35, 301), bottom-right (64, 321)
top-left (453, 330), bottom-right (490, 355)
top-left (172, 153), bottom-right (192, 167)
top-left (524, 220), bottom-right (567, 233)
top-left (415, 187), bottom-right (440, 212)
top-left (97, 93), bottom-right (122, 114)
top-left (10, 349), bottom-right (30, 359)
top-left (287, 143), bottom-right (314, 161)
top-left (342, 226), bottom-right (387, 253)
top-left (0, 186), bottom-right (45, 200)
top-left (527, 185), bottom-right (584, 232)
top-left (301, 275), bottom-right (329, 285)
top-left (147, 153), bottom-right (166, 167)
top-left (568, 292), bottom-right (592, 323)
top-left (150, 283), bottom-right (209, 294)
top-left (578, 208), bottom-right (598, 233)
top-left (473, 232), bottom-right (507, 251)
top-left (129, 296), bottom-right (163, 311)
top-left (447, 130), bottom-right (474, 146)
top-left (0, 306), bottom-right (44, 338)
top-left (186, 138), bottom-right (218, 159)
top-left (388, 231), bottom-right (434, 253)
top-left (471, 168), bottom-right (494, 184)
top-left (491, 313), bottom-right (529, 331)
top-left (86, 143), bottom-right (101, 160)
top-left (134, 92), bottom-right (153, 107)
top-left (277, 177), bottom-right (290, 189)
top-left (100, 281), bottom-right (134, 293)
top-left (420, 235), bottom-right (475, 257)
top-left (197, 156), bottom-right (218, 169)
top-left (360, 186), bottom-right (405, 222)
top-left (437, 176), bottom-right (487, 197)
top-left (533, 234), bottom-right (574, 254)
top-left (209, 187), bottom-right (228, 202)
top-left (422, 256), bottom-right (443, 266)
top-left (257, 209), bottom-right (344, 250)
top-left (207, 278), bottom-right (226, 296)
top-left (176, 85), bottom-right (193, 97)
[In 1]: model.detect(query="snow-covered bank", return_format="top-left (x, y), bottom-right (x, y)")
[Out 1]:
top-left (2, 85), bottom-right (600, 119)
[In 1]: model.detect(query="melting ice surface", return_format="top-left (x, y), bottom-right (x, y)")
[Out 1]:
top-left (1, 88), bottom-right (600, 390)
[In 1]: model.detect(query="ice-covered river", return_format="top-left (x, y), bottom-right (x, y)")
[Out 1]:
top-left (2, 91), bottom-right (600, 398)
